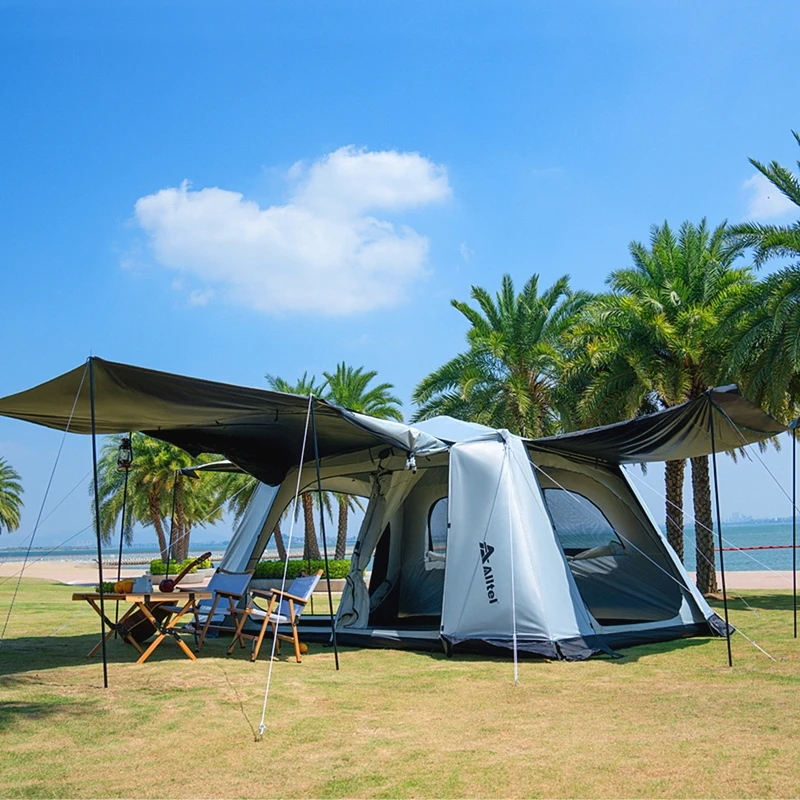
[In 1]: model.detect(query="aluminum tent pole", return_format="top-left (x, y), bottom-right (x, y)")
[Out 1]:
top-left (114, 454), bottom-right (130, 634)
top-left (310, 399), bottom-right (339, 670)
top-left (164, 473), bottom-right (180, 578)
top-left (708, 391), bottom-right (732, 667)
top-left (88, 357), bottom-right (109, 688)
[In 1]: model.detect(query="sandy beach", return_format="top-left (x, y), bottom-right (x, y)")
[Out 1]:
top-left (0, 558), bottom-right (794, 590)
top-left (0, 559), bottom-right (148, 586)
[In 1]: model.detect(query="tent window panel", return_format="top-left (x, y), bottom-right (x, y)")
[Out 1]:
top-left (428, 497), bottom-right (448, 554)
top-left (542, 488), bottom-right (623, 556)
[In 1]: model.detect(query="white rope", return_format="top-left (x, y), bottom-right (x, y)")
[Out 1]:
top-left (735, 627), bottom-right (778, 662)
top-left (165, 475), bottom-right (256, 559)
top-left (531, 462), bottom-right (778, 663)
top-left (713, 403), bottom-right (799, 513)
top-left (624, 466), bottom-right (794, 583)
top-left (623, 468), bottom-right (762, 617)
top-left (47, 605), bottom-right (92, 637)
top-left (0, 365), bottom-right (87, 646)
top-left (0, 523), bottom-right (94, 589)
top-left (257, 396), bottom-right (313, 740)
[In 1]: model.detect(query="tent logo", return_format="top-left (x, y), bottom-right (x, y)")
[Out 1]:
top-left (479, 542), bottom-right (499, 604)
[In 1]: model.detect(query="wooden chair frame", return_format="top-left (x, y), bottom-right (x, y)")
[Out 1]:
top-left (182, 567), bottom-right (254, 652)
top-left (228, 570), bottom-right (323, 663)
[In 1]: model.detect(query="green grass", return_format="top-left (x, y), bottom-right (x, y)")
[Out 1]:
top-left (1, 579), bottom-right (799, 798)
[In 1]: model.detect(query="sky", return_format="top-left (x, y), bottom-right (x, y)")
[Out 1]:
top-left (1, 1), bottom-right (800, 550)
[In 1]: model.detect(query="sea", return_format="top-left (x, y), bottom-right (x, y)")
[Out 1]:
top-left (0, 522), bottom-right (796, 571)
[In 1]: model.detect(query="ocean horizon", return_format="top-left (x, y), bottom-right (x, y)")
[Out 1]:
top-left (1, 521), bottom-right (796, 571)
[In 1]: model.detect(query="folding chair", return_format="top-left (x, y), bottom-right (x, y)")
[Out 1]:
top-left (228, 570), bottom-right (323, 662)
top-left (172, 568), bottom-right (253, 652)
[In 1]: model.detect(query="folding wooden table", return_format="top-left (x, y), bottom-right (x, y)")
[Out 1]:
top-left (72, 590), bottom-right (211, 664)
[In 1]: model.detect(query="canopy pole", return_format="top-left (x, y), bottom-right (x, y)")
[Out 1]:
top-left (88, 357), bottom-right (109, 688)
top-left (114, 443), bottom-right (131, 634)
top-left (708, 392), bottom-right (732, 667)
top-left (165, 472), bottom-right (180, 577)
top-left (311, 399), bottom-right (339, 670)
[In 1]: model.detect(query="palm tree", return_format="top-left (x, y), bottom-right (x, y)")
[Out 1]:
top-left (323, 362), bottom-right (402, 558)
top-left (0, 457), bottom-right (23, 534)
top-left (726, 132), bottom-right (800, 418)
top-left (94, 433), bottom-right (225, 561)
top-left (412, 274), bottom-right (591, 438)
top-left (323, 363), bottom-right (403, 421)
top-left (215, 471), bottom-right (291, 560)
top-left (265, 372), bottom-right (328, 560)
top-left (567, 220), bottom-right (752, 592)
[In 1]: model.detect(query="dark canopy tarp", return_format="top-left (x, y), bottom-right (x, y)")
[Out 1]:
top-left (532, 386), bottom-right (789, 464)
top-left (0, 358), bottom-right (437, 484)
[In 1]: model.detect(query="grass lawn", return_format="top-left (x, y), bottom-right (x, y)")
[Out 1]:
top-left (1, 578), bottom-right (799, 799)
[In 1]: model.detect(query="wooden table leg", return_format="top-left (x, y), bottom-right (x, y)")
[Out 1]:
top-left (85, 599), bottom-right (144, 657)
top-left (165, 599), bottom-right (198, 661)
top-left (135, 599), bottom-right (198, 664)
top-left (135, 603), bottom-right (169, 664)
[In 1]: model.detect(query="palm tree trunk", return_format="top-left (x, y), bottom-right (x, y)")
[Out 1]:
top-left (691, 455), bottom-right (718, 594)
top-left (336, 497), bottom-right (348, 560)
top-left (149, 495), bottom-right (169, 561)
top-left (664, 459), bottom-right (685, 561)
top-left (273, 521), bottom-right (287, 561)
top-left (302, 492), bottom-right (321, 561)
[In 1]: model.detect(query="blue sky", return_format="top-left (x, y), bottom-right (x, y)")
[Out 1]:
top-left (2, 1), bottom-right (800, 549)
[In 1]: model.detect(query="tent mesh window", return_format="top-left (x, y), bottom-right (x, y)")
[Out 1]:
top-left (427, 497), bottom-right (448, 554)
top-left (542, 488), bottom-right (622, 556)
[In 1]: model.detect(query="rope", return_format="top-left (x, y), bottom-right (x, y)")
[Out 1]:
top-left (155, 476), bottom-right (256, 564)
top-left (624, 466), bottom-right (794, 582)
top-left (531, 462), bottom-right (778, 662)
top-left (257, 395), bottom-right (313, 741)
top-left (735, 627), bottom-right (778, 663)
top-left (47, 605), bottom-right (92, 637)
top-left (624, 468), bottom-right (762, 617)
top-left (0, 523), bottom-right (94, 588)
top-left (0, 469), bottom-right (91, 575)
top-left (0, 365), bottom-right (87, 647)
top-left (714, 403), bottom-right (799, 513)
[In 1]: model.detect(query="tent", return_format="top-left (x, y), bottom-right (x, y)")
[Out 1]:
top-left (0, 359), bottom-right (789, 660)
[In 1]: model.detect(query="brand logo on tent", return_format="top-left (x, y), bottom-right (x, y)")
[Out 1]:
top-left (479, 542), bottom-right (499, 604)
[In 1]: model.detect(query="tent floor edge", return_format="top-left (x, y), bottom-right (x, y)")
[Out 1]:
top-left (441, 634), bottom-right (607, 661)
top-left (706, 612), bottom-right (735, 638)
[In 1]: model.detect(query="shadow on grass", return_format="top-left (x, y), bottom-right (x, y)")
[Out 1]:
top-left (604, 635), bottom-right (714, 664)
top-left (709, 593), bottom-right (798, 612)
top-left (0, 624), bottom-right (737, 678)
top-left (0, 699), bottom-right (95, 731)
top-left (0, 632), bottom-right (212, 677)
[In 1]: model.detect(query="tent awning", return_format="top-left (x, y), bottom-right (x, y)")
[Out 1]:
top-left (531, 386), bottom-right (789, 464)
top-left (0, 358), bottom-right (445, 484)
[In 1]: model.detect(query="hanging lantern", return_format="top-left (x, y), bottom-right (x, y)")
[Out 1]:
top-left (116, 436), bottom-right (133, 473)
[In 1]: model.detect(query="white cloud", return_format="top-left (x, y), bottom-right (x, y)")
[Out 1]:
top-left (459, 242), bottom-right (474, 261)
top-left (743, 172), bottom-right (797, 221)
top-left (133, 146), bottom-right (451, 315)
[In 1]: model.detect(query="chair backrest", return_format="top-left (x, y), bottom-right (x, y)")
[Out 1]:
top-left (276, 570), bottom-right (323, 621)
top-left (207, 568), bottom-right (252, 600)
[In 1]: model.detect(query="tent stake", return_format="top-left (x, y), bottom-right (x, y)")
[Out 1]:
top-left (88, 357), bottom-right (109, 688)
top-left (311, 400), bottom-right (339, 670)
top-left (708, 392), bottom-right (732, 667)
